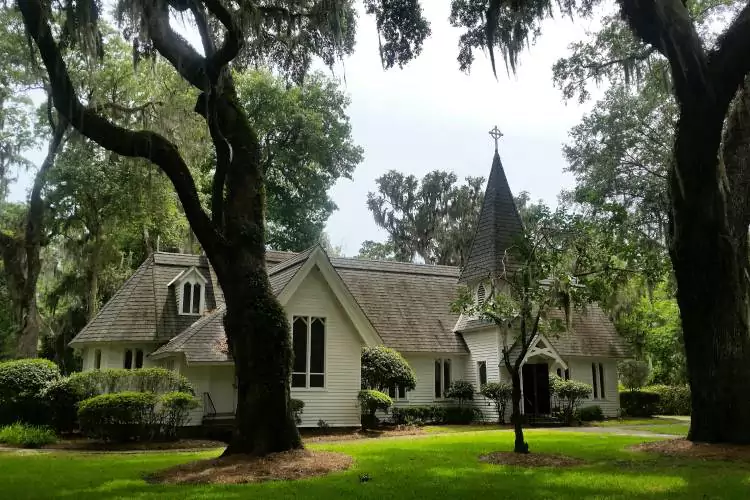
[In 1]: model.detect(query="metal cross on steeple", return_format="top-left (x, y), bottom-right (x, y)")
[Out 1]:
top-left (489, 125), bottom-right (503, 152)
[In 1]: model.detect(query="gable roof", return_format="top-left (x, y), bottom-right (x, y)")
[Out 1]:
top-left (152, 249), bottom-right (466, 364)
top-left (70, 253), bottom-right (220, 345)
top-left (459, 151), bottom-right (524, 284)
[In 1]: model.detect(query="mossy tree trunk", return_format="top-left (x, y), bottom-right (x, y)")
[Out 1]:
top-left (619, 0), bottom-right (750, 443)
top-left (0, 118), bottom-right (66, 358)
top-left (20, 0), bottom-right (302, 455)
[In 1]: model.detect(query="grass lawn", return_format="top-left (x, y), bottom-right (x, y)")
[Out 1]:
top-left (1, 429), bottom-right (747, 499)
top-left (591, 417), bottom-right (690, 437)
top-left (592, 418), bottom-right (687, 427)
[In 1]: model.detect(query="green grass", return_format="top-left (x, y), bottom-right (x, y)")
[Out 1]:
top-left (0, 423), bottom-right (57, 448)
top-left (628, 424), bottom-right (690, 436)
top-left (592, 418), bottom-right (686, 427)
top-left (0, 429), bottom-right (747, 499)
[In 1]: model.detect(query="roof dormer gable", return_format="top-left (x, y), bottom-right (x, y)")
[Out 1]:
top-left (168, 266), bottom-right (208, 316)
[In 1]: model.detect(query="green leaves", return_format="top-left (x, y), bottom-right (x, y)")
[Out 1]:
top-left (235, 70), bottom-right (362, 251)
top-left (366, 170), bottom-right (484, 265)
top-left (361, 345), bottom-right (417, 392)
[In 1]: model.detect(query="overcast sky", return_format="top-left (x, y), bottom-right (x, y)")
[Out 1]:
top-left (9, 3), bottom-right (605, 257)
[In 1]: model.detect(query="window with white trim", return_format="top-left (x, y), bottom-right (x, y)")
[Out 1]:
top-left (292, 316), bottom-right (326, 388)
top-left (434, 358), bottom-right (452, 398)
top-left (123, 348), bottom-right (144, 370)
top-left (477, 361), bottom-right (487, 387)
top-left (94, 349), bottom-right (102, 370)
top-left (388, 385), bottom-right (408, 400)
top-left (591, 363), bottom-right (605, 399)
top-left (181, 281), bottom-right (203, 315)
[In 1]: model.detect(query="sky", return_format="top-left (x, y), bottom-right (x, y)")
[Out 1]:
top-left (9, 2), bottom-right (605, 257)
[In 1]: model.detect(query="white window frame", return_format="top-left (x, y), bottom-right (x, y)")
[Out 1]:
top-left (172, 268), bottom-right (207, 317)
top-left (591, 362), bottom-right (606, 400)
top-left (434, 358), bottom-right (452, 399)
top-left (291, 316), bottom-right (326, 390)
top-left (94, 349), bottom-right (102, 370)
top-left (388, 384), bottom-right (409, 401)
top-left (477, 360), bottom-right (487, 387)
top-left (123, 348), bottom-right (144, 370)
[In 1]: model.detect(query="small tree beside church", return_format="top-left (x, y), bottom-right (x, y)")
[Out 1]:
top-left (453, 203), bottom-right (623, 454)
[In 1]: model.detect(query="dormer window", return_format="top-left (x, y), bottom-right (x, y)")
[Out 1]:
top-left (182, 281), bottom-right (202, 314)
top-left (168, 266), bottom-right (208, 316)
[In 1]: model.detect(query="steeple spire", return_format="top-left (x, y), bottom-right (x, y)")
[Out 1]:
top-left (458, 129), bottom-right (524, 284)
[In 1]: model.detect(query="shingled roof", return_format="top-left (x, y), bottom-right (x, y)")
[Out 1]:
top-left (459, 151), bottom-right (524, 284)
top-left (70, 253), bottom-right (221, 345)
top-left (152, 250), bottom-right (467, 363)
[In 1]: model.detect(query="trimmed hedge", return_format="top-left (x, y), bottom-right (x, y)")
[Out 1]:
top-left (550, 375), bottom-right (592, 425)
top-left (77, 390), bottom-right (200, 442)
top-left (0, 423), bottom-right (57, 448)
top-left (0, 359), bottom-right (60, 425)
top-left (577, 405), bottom-right (604, 422)
top-left (358, 389), bottom-right (392, 429)
top-left (78, 392), bottom-right (158, 442)
top-left (159, 392), bottom-right (200, 439)
top-left (645, 385), bottom-right (691, 415)
top-left (620, 390), bottom-right (660, 417)
top-left (67, 368), bottom-right (193, 396)
top-left (391, 405), bottom-right (482, 426)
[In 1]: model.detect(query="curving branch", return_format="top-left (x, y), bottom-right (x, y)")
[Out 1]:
top-left (202, 0), bottom-right (242, 81)
top-left (618, 0), bottom-right (709, 105)
top-left (708, 2), bottom-right (750, 108)
top-left (19, 0), bottom-right (226, 263)
top-left (141, 0), bottom-right (209, 91)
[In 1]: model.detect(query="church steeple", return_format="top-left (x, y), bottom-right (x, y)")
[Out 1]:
top-left (459, 127), bottom-right (524, 284)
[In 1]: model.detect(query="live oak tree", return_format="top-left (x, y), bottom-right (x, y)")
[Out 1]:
top-left (366, 170), bottom-right (485, 265)
top-left (550, 0), bottom-right (750, 443)
top-left (453, 204), bottom-right (627, 453)
top-left (18, 0), bottom-right (431, 456)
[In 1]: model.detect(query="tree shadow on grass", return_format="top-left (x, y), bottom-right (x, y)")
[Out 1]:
top-left (7, 432), bottom-right (750, 500)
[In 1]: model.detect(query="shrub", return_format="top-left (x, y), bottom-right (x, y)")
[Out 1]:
top-left (549, 375), bottom-right (592, 425)
top-left (42, 377), bottom-right (92, 434)
top-left (444, 406), bottom-right (482, 424)
top-left (480, 382), bottom-right (512, 424)
top-left (645, 385), bottom-right (691, 415)
top-left (0, 358), bottom-right (60, 425)
top-left (158, 392), bottom-right (199, 440)
top-left (620, 390), bottom-right (660, 417)
top-left (357, 389), bottom-right (392, 429)
top-left (290, 398), bottom-right (305, 425)
top-left (445, 380), bottom-right (475, 408)
top-left (577, 405), bottom-right (604, 422)
top-left (618, 360), bottom-right (650, 391)
top-left (361, 346), bottom-right (417, 392)
top-left (0, 423), bottom-right (58, 448)
top-left (67, 368), bottom-right (193, 396)
top-left (78, 392), bottom-right (158, 442)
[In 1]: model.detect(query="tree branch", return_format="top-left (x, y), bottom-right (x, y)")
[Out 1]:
top-left (708, 2), bottom-right (750, 107)
top-left (202, 0), bottom-right (242, 81)
top-left (141, 0), bottom-right (209, 91)
top-left (19, 0), bottom-right (226, 263)
top-left (618, 0), bottom-right (709, 105)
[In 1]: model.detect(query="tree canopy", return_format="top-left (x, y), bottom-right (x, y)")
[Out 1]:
top-left (366, 170), bottom-right (484, 266)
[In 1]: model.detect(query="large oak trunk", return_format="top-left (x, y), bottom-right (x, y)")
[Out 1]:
top-left (221, 260), bottom-right (302, 455)
top-left (670, 97), bottom-right (750, 444)
top-left (209, 82), bottom-right (302, 455)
